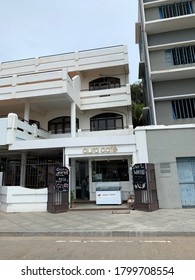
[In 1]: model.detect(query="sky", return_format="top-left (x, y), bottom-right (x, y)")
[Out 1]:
top-left (0, 0), bottom-right (139, 83)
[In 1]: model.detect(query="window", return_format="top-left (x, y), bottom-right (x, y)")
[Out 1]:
top-left (92, 160), bottom-right (129, 182)
top-left (48, 116), bottom-right (79, 134)
top-left (159, 1), bottom-right (193, 19)
top-left (89, 77), bottom-right (120, 91)
top-left (90, 113), bottom-right (123, 131)
top-left (172, 98), bottom-right (195, 119)
top-left (165, 46), bottom-right (195, 66)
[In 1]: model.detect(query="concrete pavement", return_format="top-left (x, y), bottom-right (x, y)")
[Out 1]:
top-left (0, 207), bottom-right (195, 237)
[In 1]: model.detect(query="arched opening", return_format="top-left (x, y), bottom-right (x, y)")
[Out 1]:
top-left (90, 113), bottom-right (123, 131)
top-left (89, 77), bottom-right (120, 91)
top-left (48, 116), bottom-right (79, 134)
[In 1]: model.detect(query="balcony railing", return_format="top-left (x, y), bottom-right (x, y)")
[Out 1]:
top-left (77, 126), bottom-right (133, 137)
top-left (4, 113), bottom-right (49, 144)
top-left (0, 69), bottom-right (80, 106)
top-left (80, 85), bottom-right (131, 110)
top-left (0, 113), bottom-right (134, 146)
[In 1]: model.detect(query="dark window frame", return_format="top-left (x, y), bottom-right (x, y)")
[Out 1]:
top-left (90, 113), bottom-right (123, 131)
top-left (92, 159), bottom-right (129, 182)
top-left (48, 116), bottom-right (79, 134)
top-left (89, 77), bottom-right (121, 91)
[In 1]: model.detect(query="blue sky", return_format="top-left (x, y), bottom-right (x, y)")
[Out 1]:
top-left (0, 0), bottom-right (139, 83)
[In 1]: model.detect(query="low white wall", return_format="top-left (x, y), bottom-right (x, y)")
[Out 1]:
top-left (0, 186), bottom-right (47, 213)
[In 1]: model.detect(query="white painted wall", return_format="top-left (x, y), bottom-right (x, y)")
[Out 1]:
top-left (0, 118), bottom-right (7, 145)
top-left (0, 186), bottom-right (47, 212)
top-left (0, 46), bottom-right (129, 78)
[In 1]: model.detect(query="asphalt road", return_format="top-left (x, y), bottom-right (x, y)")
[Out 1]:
top-left (0, 236), bottom-right (195, 260)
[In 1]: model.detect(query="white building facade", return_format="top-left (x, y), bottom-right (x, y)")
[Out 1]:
top-left (0, 45), bottom-right (138, 212)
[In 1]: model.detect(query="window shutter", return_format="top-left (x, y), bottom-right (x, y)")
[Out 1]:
top-left (165, 50), bottom-right (173, 67)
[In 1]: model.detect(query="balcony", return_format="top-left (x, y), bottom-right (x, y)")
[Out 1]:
top-left (80, 85), bottom-right (131, 110)
top-left (0, 45), bottom-right (129, 77)
top-left (145, 13), bottom-right (195, 34)
top-left (0, 69), bottom-right (80, 107)
top-left (1, 113), bottom-right (134, 148)
top-left (151, 64), bottom-right (195, 81)
top-left (77, 126), bottom-right (133, 137)
top-left (0, 113), bottom-right (49, 146)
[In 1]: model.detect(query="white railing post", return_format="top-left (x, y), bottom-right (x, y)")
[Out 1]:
top-left (6, 113), bottom-right (18, 144)
top-left (32, 123), bottom-right (38, 138)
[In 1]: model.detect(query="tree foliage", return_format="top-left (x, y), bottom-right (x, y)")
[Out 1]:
top-left (131, 81), bottom-right (144, 104)
top-left (131, 82), bottom-right (145, 128)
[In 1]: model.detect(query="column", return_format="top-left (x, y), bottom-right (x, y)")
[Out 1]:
top-left (0, 172), bottom-right (3, 187)
top-left (63, 148), bottom-right (69, 167)
top-left (24, 102), bottom-right (30, 121)
top-left (88, 159), bottom-right (92, 201)
top-left (71, 102), bottom-right (76, 138)
top-left (24, 103), bottom-right (30, 135)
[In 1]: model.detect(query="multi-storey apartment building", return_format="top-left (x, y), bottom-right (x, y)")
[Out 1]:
top-left (136, 0), bottom-right (195, 208)
top-left (137, 0), bottom-right (195, 125)
top-left (0, 45), bottom-right (138, 212)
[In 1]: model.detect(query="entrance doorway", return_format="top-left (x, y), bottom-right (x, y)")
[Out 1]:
top-left (76, 160), bottom-right (89, 200)
top-left (177, 157), bottom-right (195, 207)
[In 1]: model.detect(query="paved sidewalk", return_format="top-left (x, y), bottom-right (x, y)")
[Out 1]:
top-left (0, 208), bottom-right (195, 237)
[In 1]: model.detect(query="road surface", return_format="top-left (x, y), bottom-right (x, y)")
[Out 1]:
top-left (0, 236), bottom-right (195, 260)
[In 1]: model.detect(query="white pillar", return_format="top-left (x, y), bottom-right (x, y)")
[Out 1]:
top-left (63, 148), bottom-right (70, 167)
top-left (24, 102), bottom-right (30, 121)
top-left (71, 102), bottom-right (76, 138)
top-left (134, 127), bottom-right (149, 163)
top-left (0, 172), bottom-right (3, 186)
top-left (88, 159), bottom-right (92, 201)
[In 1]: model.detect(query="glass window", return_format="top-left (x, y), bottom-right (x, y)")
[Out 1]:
top-left (89, 77), bottom-right (121, 91)
top-left (48, 116), bottom-right (79, 134)
top-left (90, 113), bottom-right (123, 131)
top-left (92, 160), bottom-right (129, 182)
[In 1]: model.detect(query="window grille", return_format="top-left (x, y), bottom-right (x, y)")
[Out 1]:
top-left (165, 46), bottom-right (195, 66)
top-left (172, 98), bottom-right (195, 119)
top-left (159, 1), bottom-right (193, 18)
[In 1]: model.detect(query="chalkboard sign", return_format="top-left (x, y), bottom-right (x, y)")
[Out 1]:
top-left (132, 163), bottom-right (147, 190)
top-left (55, 166), bottom-right (69, 192)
